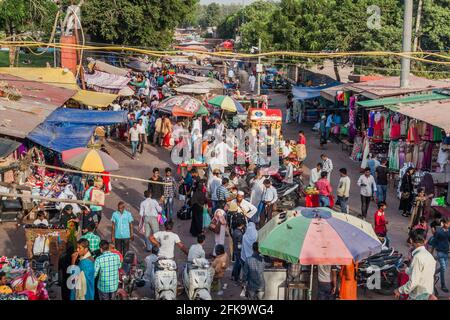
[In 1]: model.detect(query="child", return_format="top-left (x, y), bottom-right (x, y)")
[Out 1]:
top-left (0, 271), bottom-right (12, 294)
top-left (374, 202), bottom-right (389, 247)
top-left (211, 244), bottom-right (229, 296)
top-left (33, 211), bottom-right (49, 227)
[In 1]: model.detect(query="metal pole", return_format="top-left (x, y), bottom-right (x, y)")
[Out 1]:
top-left (257, 38), bottom-right (262, 95)
top-left (400, 0), bottom-right (413, 88)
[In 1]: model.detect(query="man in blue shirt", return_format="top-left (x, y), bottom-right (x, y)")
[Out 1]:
top-left (433, 218), bottom-right (450, 292)
top-left (325, 112), bottom-right (335, 141)
top-left (111, 201), bottom-right (134, 256)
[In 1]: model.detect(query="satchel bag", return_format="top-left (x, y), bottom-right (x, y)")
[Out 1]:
top-left (401, 192), bottom-right (410, 200)
top-left (208, 218), bottom-right (221, 234)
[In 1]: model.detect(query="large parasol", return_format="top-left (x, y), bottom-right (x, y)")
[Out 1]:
top-left (61, 147), bottom-right (119, 172)
top-left (208, 95), bottom-right (246, 113)
top-left (156, 95), bottom-right (204, 117)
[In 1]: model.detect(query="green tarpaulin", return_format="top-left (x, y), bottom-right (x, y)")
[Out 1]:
top-left (357, 93), bottom-right (449, 108)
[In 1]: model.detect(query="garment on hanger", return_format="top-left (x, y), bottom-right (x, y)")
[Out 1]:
top-left (398, 140), bottom-right (405, 169)
top-left (412, 144), bottom-right (420, 169)
top-left (388, 140), bottom-right (399, 171)
top-left (390, 114), bottom-right (401, 140)
top-left (405, 142), bottom-right (414, 163)
top-left (407, 119), bottom-right (419, 143)
top-left (433, 127), bottom-right (443, 141)
top-left (360, 136), bottom-right (371, 169)
top-left (383, 113), bottom-right (390, 141)
top-left (400, 115), bottom-right (408, 136)
top-left (417, 141), bottom-right (426, 171)
top-left (373, 112), bottom-right (384, 142)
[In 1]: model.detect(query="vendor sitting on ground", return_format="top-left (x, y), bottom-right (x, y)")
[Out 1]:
top-left (33, 211), bottom-right (49, 227)
top-left (0, 271), bottom-right (12, 294)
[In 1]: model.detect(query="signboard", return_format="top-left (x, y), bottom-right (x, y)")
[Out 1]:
top-left (256, 64), bottom-right (263, 73)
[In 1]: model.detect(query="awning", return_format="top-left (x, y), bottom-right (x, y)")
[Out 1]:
top-left (84, 70), bottom-right (131, 94)
top-left (386, 99), bottom-right (450, 133)
top-left (292, 82), bottom-right (341, 101)
top-left (88, 59), bottom-right (129, 77)
top-left (357, 92), bottom-right (450, 108)
top-left (27, 123), bottom-right (95, 153)
top-left (0, 68), bottom-right (119, 108)
top-left (44, 108), bottom-right (128, 125)
top-left (248, 108), bottom-right (282, 121)
top-left (0, 137), bottom-right (20, 158)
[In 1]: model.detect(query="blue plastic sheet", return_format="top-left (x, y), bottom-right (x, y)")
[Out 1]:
top-left (27, 123), bottom-right (95, 153)
top-left (45, 108), bottom-right (127, 125)
top-left (292, 82), bottom-right (341, 101)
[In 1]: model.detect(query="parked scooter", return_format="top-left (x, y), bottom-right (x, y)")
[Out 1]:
top-left (153, 258), bottom-right (178, 300)
top-left (183, 258), bottom-right (214, 300)
top-left (116, 251), bottom-right (145, 300)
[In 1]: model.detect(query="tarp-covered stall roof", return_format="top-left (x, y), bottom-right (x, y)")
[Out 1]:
top-left (357, 92), bottom-right (450, 108)
top-left (292, 82), bottom-right (341, 101)
top-left (386, 99), bottom-right (450, 134)
top-left (27, 123), bottom-right (96, 153)
top-left (45, 108), bottom-right (128, 125)
top-left (0, 137), bottom-right (20, 158)
top-left (84, 70), bottom-right (131, 94)
top-left (0, 68), bottom-right (119, 108)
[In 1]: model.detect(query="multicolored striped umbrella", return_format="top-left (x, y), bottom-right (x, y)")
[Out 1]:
top-left (258, 208), bottom-right (382, 265)
top-left (62, 147), bottom-right (119, 172)
top-left (208, 95), bottom-right (245, 113)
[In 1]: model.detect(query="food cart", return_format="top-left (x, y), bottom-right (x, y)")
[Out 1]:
top-left (247, 108), bottom-right (282, 135)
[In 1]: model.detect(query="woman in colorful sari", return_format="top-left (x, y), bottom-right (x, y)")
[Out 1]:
top-left (162, 116), bottom-right (173, 148)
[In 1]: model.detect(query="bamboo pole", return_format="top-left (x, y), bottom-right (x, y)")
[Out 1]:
top-left (0, 192), bottom-right (100, 206)
top-left (31, 163), bottom-right (171, 185)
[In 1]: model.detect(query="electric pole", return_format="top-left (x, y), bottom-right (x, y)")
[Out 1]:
top-left (257, 37), bottom-right (262, 95)
top-left (400, 0), bottom-right (413, 88)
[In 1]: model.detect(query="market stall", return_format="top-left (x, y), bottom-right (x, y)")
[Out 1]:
top-left (247, 108), bottom-right (282, 135)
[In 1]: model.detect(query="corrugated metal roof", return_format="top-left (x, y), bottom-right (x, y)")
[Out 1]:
top-left (0, 75), bottom-right (77, 139)
top-left (386, 99), bottom-right (450, 133)
top-left (0, 137), bottom-right (20, 158)
top-left (357, 92), bottom-right (450, 107)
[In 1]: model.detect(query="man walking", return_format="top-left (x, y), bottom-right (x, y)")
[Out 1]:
top-left (357, 167), bottom-right (377, 219)
top-left (136, 118), bottom-right (147, 154)
top-left (261, 179), bottom-right (278, 227)
top-left (395, 230), bottom-right (436, 300)
top-left (243, 242), bottom-right (265, 300)
top-left (208, 169), bottom-right (222, 214)
top-left (321, 154), bottom-right (333, 180)
top-left (248, 73), bottom-right (256, 93)
top-left (111, 201), bottom-right (134, 256)
top-left (148, 168), bottom-right (164, 202)
top-left (432, 217), bottom-right (450, 293)
top-left (128, 122), bottom-right (140, 159)
top-left (140, 190), bottom-right (162, 252)
top-left (94, 240), bottom-right (121, 300)
top-left (163, 167), bottom-right (177, 221)
top-left (375, 158), bottom-right (389, 204)
top-left (336, 168), bottom-right (350, 214)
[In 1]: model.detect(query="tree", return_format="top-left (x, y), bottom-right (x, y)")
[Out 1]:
top-left (0, 0), bottom-right (58, 66)
top-left (199, 3), bottom-right (222, 28)
top-left (217, 0), bottom-right (277, 51)
top-left (82, 0), bottom-right (198, 49)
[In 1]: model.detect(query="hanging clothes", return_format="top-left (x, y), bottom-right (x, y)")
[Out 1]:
top-left (400, 116), bottom-right (408, 136)
top-left (367, 111), bottom-right (375, 137)
top-left (388, 141), bottom-right (399, 170)
top-left (360, 137), bottom-right (371, 169)
top-left (398, 140), bottom-right (405, 170)
top-left (390, 114), bottom-right (401, 140)
top-left (433, 127), bottom-right (443, 142)
top-left (412, 144), bottom-right (420, 168)
top-left (405, 142), bottom-right (414, 163)
top-left (383, 114), bottom-right (390, 141)
top-left (351, 135), bottom-right (363, 161)
top-left (407, 119), bottom-right (420, 144)
top-left (372, 112), bottom-right (384, 142)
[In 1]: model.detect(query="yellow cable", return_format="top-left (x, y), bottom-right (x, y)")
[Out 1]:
top-left (0, 40), bottom-right (449, 65)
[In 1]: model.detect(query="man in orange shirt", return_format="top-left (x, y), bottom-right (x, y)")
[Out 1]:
top-left (315, 171), bottom-right (333, 207)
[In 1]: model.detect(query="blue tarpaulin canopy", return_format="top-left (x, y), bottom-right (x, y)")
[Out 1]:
top-left (27, 123), bottom-right (96, 153)
top-left (27, 108), bottom-right (128, 152)
top-left (292, 82), bottom-right (341, 101)
top-left (45, 108), bottom-right (127, 125)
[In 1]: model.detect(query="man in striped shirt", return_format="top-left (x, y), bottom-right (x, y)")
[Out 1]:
top-left (163, 167), bottom-right (177, 221)
top-left (94, 240), bottom-right (121, 300)
top-left (216, 177), bottom-right (232, 210)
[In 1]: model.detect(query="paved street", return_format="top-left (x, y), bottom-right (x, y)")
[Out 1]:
top-left (0, 90), bottom-right (448, 300)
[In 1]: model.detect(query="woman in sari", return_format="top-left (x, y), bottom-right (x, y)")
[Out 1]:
top-left (212, 207), bottom-right (228, 257)
top-left (162, 116), bottom-right (173, 148)
top-left (339, 262), bottom-right (358, 300)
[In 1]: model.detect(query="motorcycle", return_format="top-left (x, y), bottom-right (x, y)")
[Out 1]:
top-left (153, 258), bottom-right (178, 300)
top-left (182, 258), bottom-right (214, 300)
top-left (115, 251), bottom-right (145, 300)
top-left (357, 245), bottom-right (404, 296)
top-left (275, 183), bottom-right (301, 211)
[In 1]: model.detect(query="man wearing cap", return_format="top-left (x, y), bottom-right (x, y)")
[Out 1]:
top-left (231, 191), bottom-right (257, 221)
top-left (208, 169), bottom-right (222, 214)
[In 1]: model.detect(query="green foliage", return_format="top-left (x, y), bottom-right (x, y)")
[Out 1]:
top-left (82, 0), bottom-right (198, 48)
top-left (0, 0), bottom-right (58, 36)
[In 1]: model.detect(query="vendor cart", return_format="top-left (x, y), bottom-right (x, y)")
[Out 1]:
top-left (247, 108), bottom-right (282, 135)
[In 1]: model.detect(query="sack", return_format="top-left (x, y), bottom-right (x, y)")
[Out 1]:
top-left (138, 216), bottom-right (146, 235)
top-left (208, 218), bottom-right (221, 234)
top-left (91, 189), bottom-right (105, 206)
top-left (401, 192), bottom-right (410, 200)
top-left (32, 235), bottom-right (50, 256)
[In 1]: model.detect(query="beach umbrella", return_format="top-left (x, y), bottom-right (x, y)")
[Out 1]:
top-left (195, 104), bottom-right (209, 116)
top-left (62, 147), bottom-right (119, 172)
top-left (207, 95), bottom-right (245, 113)
top-left (258, 207), bottom-right (382, 265)
top-left (157, 95), bottom-right (204, 117)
